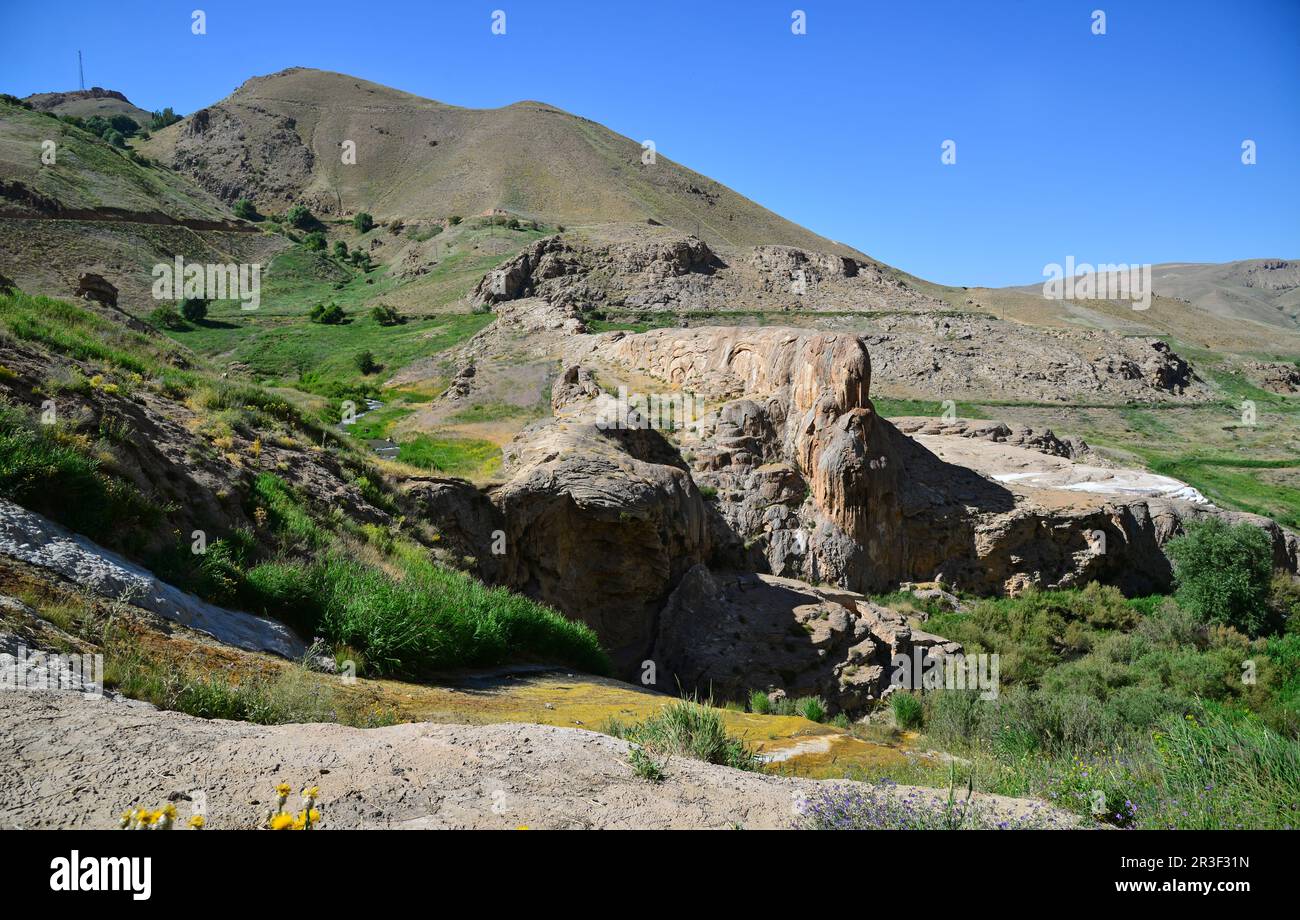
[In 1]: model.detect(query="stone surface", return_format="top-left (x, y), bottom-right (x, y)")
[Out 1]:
top-left (0, 689), bottom-right (1079, 830)
top-left (0, 499), bottom-right (303, 657)
top-left (651, 566), bottom-right (961, 713)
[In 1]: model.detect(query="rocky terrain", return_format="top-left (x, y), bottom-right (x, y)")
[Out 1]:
top-left (0, 689), bottom-right (1076, 830)
top-left (1, 65), bottom-right (1298, 832)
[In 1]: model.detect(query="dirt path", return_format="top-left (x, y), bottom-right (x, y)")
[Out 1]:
top-left (0, 690), bottom-right (1079, 830)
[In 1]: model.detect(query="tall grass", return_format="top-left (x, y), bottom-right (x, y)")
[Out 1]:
top-left (602, 698), bottom-right (761, 771)
top-left (246, 553), bottom-right (609, 678)
top-left (0, 405), bottom-right (159, 542)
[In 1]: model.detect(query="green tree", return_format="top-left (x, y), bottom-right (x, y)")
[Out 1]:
top-left (352, 212), bottom-right (374, 233)
top-left (309, 302), bottom-right (346, 325)
top-left (1167, 518), bottom-right (1273, 635)
top-left (354, 350), bottom-right (380, 375)
top-left (333, 240), bottom-right (349, 260)
top-left (285, 204), bottom-right (315, 230)
top-left (148, 305), bottom-right (186, 330)
top-left (233, 198), bottom-right (259, 221)
top-left (371, 304), bottom-right (402, 326)
top-left (302, 231), bottom-right (326, 252)
top-left (149, 107), bottom-right (182, 131)
top-left (179, 298), bottom-right (208, 323)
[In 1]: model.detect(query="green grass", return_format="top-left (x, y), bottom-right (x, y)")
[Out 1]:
top-left (244, 551), bottom-right (610, 678)
top-left (0, 404), bottom-right (161, 544)
top-left (445, 401), bottom-right (545, 424)
top-left (346, 405), bottom-right (414, 442)
top-left (871, 397), bottom-right (991, 419)
top-left (397, 433), bottom-right (502, 479)
top-left (602, 698), bottom-right (761, 771)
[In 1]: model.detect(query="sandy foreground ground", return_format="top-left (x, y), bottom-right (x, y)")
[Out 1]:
top-left (0, 690), bottom-right (1077, 830)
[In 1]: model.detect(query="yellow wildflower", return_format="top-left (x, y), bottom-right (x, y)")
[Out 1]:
top-left (189, 815), bottom-right (206, 830)
top-left (268, 813), bottom-right (294, 831)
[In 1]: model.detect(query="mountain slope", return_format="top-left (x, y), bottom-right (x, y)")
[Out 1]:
top-left (23, 88), bottom-right (155, 128)
top-left (1149, 259), bottom-right (1300, 331)
top-left (140, 67), bottom-right (861, 255)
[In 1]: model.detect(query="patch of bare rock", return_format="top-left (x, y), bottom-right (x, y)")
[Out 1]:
top-left (0, 690), bottom-right (1080, 830)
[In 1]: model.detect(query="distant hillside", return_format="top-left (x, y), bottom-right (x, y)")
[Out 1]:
top-left (23, 87), bottom-right (155, 128)
top-left (1149, 260), bottom-right (1300, 331)
top-left (0, 99), bottom-right (233, 221)
top-left (140, 67), bottom-right (862, 256)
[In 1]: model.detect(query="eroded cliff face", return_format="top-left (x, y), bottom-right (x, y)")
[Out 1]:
top-left (421, 315), bottom-right (1295, 702)
top-left (489, 407), bottom-right (713, 670)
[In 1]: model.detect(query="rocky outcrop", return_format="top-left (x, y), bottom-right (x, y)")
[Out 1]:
top-left (652, 566), bottom-right (960, 714)
top-left (74, 272), bottom-right (117, 308)
top-left (0, 499), bottom-right (303, 657)
top-left (490, 410), bottom-right (713, 669)
top-left (892, 417), bottom-right (1089, 459)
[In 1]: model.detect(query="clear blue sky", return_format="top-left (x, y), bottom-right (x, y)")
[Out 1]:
top-left (2, 0), bottom-right (1297, 286)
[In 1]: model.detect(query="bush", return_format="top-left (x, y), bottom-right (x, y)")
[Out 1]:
top-left (332, 240), bottom-right (349, 260)
top-left (179, 298), bottom-right (208, 323)
top-left (794, 696), bottom-right (827, 722)
top-left (350, 250), bottom-right (372, 271)
top-left (354, 350), bottom-right (379, 375)
top-left (1167, 519), bottom-right (1273, 635)
top-left (233, 198), bottom-right (259, 221)
top-left (308, 302), bottom-right (346, 325)
top-left (370, 304), bottom-right (403, 326)
top-left (748, 689), bottom-right (772, 714)
top-left (352, 212), bottom-right (374, 233)
top-left (302, 231), bottom-right (326, 252)
top-left (148, 304), bottom-right (187, 330)
top-left (891, 691), bottom-right (924, 729)
top-left (603, 699), bottom-right (760, 771)
top-left (285, 204), bottom-right (315, 230)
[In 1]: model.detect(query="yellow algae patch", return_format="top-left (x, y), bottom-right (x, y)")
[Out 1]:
top-left (354, 669), bottom-right (908, 777)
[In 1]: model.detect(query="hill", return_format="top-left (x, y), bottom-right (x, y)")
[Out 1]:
top-left (22, 87), bottom-right (155, 129)
top-left (139, 67), bottom-right (861, 255)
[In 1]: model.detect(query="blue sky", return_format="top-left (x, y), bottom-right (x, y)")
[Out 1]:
top-left (2, 0), bottom-right (1297, 286)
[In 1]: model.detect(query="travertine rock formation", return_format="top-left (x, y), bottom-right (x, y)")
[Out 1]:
top-left (652, 566), bottom-right (961, 713)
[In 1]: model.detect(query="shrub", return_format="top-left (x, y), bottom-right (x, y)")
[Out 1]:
top-left (247, 554), bottom-right (609, 677)
top-left (302, 231), bottom-right (326, 252)
top-left (603, 699), bottom-right (759, 771)
top-left (794, 696), bottom-right (827, 722)
top-left (890, 691), bottom-right (924, 729)
top-left (370, 304), bottom-right (403, 326)
top-left (1167, 518), bottom-right (1273, 635)
top-left (285, 204), bottom-right (315, 230)
top-left (799, 777), bottom-right (1070, 830)
top-left (179, 298), bottom-right (208, 323)
top-left (352, 212), bottom-right (374, 233)
top-left (332, 240), bottom-right (349, 260)
top-left (308, 302), bottom-right (346, 325)
top-left (233, 198), bottom-right (259, 221)
top-left (354, 350), bottom-right (379, 375)
top-left (149, 304), bottom-right (187, 330)
top-left (748, 689), bottom-right (772, 714)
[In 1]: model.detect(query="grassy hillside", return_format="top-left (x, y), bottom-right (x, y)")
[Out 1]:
top-left (140, 67), bottom-right (863, 255)
top-left (0, 99), bottom-right (231, 220)
top-left (0, 287), bottom-right (607, 677)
